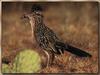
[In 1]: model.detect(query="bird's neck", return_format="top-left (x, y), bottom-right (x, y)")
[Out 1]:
top-left (29, 16), bottom-right (44, 39)
top-left (34, 16), bottom-right (44, 28)
top-left (30, 16), bottom-right (44, 28)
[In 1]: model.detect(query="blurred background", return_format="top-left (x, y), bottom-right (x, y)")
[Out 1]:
top-left (2, 2), bottom-right (98, 73)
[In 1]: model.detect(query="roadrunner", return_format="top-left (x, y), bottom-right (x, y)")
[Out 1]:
top-left (23, 5), bottom-right (92, 66)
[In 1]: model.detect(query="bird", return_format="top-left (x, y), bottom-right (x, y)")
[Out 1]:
top-left (22, 5), bottom-right (92, 67)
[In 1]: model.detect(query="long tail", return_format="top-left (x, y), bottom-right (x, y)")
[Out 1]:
top-left (65, 44), bottom-right (92, 57)
top-left (55, 42), bottom-right (92, 57)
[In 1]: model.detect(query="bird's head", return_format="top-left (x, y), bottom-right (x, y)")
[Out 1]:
top-left (21, 4), bottom-right (43, 22)
top-left (22, 11), bottom-right (43, 20)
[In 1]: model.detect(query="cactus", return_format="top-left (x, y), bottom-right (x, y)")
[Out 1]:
top-left (12, 49), bottom-right (41, 73)
top-left (2, 64), bottom-right (11, 73)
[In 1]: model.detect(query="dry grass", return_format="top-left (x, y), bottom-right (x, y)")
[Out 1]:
top-left (2, 2), bottom-right (98, 73)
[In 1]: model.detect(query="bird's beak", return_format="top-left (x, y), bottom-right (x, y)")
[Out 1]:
top-left (20, 13), bottom-right (30, 26)
top-left (20, 14), bottom-right (29, 20)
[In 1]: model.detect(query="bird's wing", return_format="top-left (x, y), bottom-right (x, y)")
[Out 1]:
top-left (44, 26), bottom-right (64, 54)
top-left (45, 26), bottom-right (60, 42)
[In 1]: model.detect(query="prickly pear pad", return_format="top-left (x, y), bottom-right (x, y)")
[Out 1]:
top-left (2, 64), bottom-right (11, 73)
top-left (12, 49), bottom-right (41, 73)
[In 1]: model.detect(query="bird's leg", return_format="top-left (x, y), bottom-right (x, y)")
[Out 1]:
top-left (50, 51), bottom-right (55, 65)
top-left (43, 50), bottom-right (49, 67)
top-left (43, 50), bottom-right (54, 67)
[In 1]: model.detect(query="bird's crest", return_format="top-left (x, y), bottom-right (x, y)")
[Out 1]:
top-left (31, 4), bottom-right (43, 12)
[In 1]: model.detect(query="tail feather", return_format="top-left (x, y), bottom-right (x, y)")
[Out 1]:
top-left (54, 42), bottom-right (92, 57)
top-left (65, 45), bottom-right (92, 57)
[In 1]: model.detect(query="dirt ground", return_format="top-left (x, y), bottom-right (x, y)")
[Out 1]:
top-left (2, 2), bottom-right (98, 73)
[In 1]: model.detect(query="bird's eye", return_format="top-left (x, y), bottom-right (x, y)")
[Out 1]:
top-left (35, 11), bottom-right (39, 14)
top-left (34, 11), bottom-right (41, 15)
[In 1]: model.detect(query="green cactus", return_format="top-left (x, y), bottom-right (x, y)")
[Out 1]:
top-left (12, 49), bottom-right (41, 73)
top-left (2, 64), bottom-right (11, 73)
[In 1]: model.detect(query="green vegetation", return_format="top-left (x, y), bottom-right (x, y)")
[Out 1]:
top-left (2, 49), bottom-right (41, 73)
top-left (2, 64), bottom-right (10, 73)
